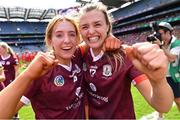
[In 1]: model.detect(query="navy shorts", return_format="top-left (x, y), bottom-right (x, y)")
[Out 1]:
top-left (167, 77), bottom-right (180, 98)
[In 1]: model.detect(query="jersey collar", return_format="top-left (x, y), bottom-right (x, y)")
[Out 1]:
top-left (58, 61), bottom-right (72, 71)
top-left (1, 54), bottom-right (11, 60)
top-left (90, 48), bottom-right (104, 62)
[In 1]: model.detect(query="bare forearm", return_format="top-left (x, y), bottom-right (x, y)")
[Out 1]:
top-left (0, 70), bottom-right (5, 82)
top-left (150, 79), bottom-right (174, 113)
top-left (0, 70), bottom-right (33, 118)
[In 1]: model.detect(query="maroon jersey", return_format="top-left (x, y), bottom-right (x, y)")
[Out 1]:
top-left (23, 48), bottom-right (85, 119)
top-left (83, 49), bottom-right (143, 119)
top-left (0, 55), bottom-right (18, 86)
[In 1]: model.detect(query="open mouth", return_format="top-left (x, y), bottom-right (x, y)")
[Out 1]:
top-left (88, 36), bottom-right (99, 43)
top-left (62, 46), bottom-right (72, 51)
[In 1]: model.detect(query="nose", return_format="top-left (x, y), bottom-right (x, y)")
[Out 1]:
top-left (64, 34), bottom-right (70, 43)
top-left (87, 26), bottom-right (96, 35)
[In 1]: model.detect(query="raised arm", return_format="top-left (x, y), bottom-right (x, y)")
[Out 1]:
top-left (0, 52), bottom-right (58, 118)
top-left (125, 42), bottom-right (174, 113)
top-left (79, 34), bottom-right (123, 55)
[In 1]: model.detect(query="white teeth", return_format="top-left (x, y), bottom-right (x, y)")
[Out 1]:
top-left (89, 37), bottom-right (99, 42)
top-left (62, 46), bottom-right (71, 50)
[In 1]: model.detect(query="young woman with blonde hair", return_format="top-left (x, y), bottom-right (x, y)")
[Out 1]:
top-left (79, 2), bottom-right (173, 119)
top-left (0, 14), bottom-right (121, 119)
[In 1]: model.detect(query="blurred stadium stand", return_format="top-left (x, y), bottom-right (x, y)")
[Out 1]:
top-left (111, 0), bottom-right (180, 44)
top-left (0, 0), bottom-right (134, 55)
top-left (100, 0), bottom-right (135, 8)
top-left (0, 21), bottom-right (47, 53)
top-left (0, 0), bottom-right (179, 54)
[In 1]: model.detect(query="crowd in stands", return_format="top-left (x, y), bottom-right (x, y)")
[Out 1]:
top-left (117, 25), bottom-right (180, 45)
top-left (118, 31), bottom-right (150, 45)
top-left (113, 12), bottom-right (180, 34)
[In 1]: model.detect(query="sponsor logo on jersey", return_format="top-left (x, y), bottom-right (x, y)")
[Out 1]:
top-left (54, 75), bottom-right (64, 86)
top-left (88, 90), bottom-right (109, 103)
top-left (89, 83), bottom-right (97, 92)
top-left (103, 64), bottom-right (112, 77)
top-left (66, 87), bottom-right (83, 111)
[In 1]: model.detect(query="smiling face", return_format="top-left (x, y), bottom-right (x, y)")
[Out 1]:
top-left (0, 46), bottom-right (7, 56)
top-left (0, 42), bottom-right (9, 56)
top-left (49, 19), bottom-right (78, 65)
top-left (79, 9), bottom-right (109, 55)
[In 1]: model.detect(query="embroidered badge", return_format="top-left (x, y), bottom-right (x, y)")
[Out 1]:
top-left (54, 75), bottom-right (64, 86)
top-left (103, 64), bottom-right (112, 77)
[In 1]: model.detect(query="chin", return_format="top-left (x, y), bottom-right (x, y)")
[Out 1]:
top-left (63, 54), bottom-right (74, 59)
top-left (88, 43), bottom-right (100, 48)
top-left (91, 44), bottom-right (102, 49)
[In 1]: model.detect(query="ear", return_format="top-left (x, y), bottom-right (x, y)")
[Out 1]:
top-left (49, 39), bottom-right (52, 45)
top-left (48, 39), bottom-right (53, 49)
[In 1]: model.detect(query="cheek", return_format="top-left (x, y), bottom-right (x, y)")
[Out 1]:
top-left (161, 35), bottom-right (165, 40)
top-left (100, 30), bottom-right (108, 40)
top-left (73, 41), bottom-right (78, 46)
top-left (80, 30), bottom-right (86, 38)
top-left (1, 49), bottom-right (6, 53)
top-left (71, 37), bottom-right (78, 44)
top-left (51, 39), bottom-right (61, 49)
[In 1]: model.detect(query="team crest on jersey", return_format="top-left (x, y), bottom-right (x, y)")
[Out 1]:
top-left (89, 83), bottom-right (97, 92)
top-left (54, 75), bottom-right (64, 86)
top-left (103, 64), bottom-right (112, 77)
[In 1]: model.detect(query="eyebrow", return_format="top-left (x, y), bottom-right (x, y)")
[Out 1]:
top-left (55, 30), bottom-right (76, 33)
top-left (80, 20), bottom-right (102, 26)
top-left (94, 20), bottom-right (102, 23)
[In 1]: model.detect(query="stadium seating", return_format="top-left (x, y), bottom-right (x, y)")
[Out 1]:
top-left (0, 21), bottom-right (47, 55)
top-left (111, 0), bottom-right (180, 44)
